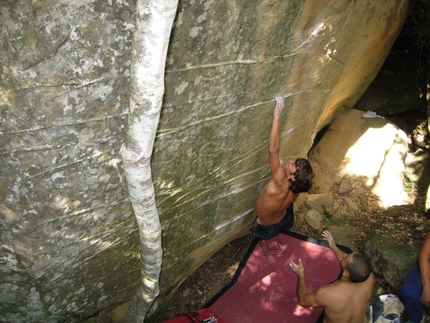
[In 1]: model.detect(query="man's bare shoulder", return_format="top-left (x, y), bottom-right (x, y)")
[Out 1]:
top-left (322, 277), bottom-right (373, 323)
top-left (256, 184), bottom-right (286, 205)
top-left (297, 281), bottom-right (345, 309)
top-left (314, 280), bottom-right (353, 303)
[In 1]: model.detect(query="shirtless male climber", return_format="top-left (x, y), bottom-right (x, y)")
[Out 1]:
top-left (290, 230), bottom-right (374, 323)
top-left (250, 96), bottom-right (314, 240)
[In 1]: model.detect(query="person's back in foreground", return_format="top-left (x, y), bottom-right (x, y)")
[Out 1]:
top-left (290, 230), bottom-right (374, 323)
top-left (315, 269), bottom-right (374, 323)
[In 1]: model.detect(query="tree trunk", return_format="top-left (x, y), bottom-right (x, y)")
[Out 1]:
top-left (121, 1), bottom-right (178, 322)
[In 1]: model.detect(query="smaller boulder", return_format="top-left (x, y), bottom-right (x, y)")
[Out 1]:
top-left (304, 209), bottom-right (323, 230)
top-left (306, 193), bottom-right (334, 212)
top-left (361, 205), bottom-right (427, 290)
top-left (339, 178), bottom-right (353, 194)
top-left (344, 197), bottom-right (360, 213)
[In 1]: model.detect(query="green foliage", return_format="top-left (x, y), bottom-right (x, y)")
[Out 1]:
top-left (322, 205), bottom-right (333, 219)
top-left (403, 167), bottom-right (416, 192)
top-left (403, 167), bottom-right (422, 203)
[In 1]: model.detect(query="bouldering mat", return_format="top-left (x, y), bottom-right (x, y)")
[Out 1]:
top-left (162, 231), bottom-right (351, 323)
top-left (205, 231), bottom-right (351, 323)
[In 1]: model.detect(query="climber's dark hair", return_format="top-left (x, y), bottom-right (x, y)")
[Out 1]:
top-left (289, 158), bottom-right (314, 194)
top-left (347, 253), bottom-right (371, 283)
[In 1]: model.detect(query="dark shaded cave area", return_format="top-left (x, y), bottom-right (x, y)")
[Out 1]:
top-left (360, 0), bottom-right (429, 147)
top-left (314, 0), bottom-right (430, 154)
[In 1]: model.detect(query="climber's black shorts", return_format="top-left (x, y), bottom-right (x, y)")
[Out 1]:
top-left (250, 205), bottom-right (294, 240)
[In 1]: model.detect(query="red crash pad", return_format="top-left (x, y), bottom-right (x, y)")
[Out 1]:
top-left (162, 232), bottom-right (350, 323)
top-left (207, 232), bottom-right (346, 323)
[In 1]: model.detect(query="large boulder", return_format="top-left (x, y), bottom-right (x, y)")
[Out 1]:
top-left (362, 205), bottom-right (427, 291)
top-left (309, 109), bottom-right (410, 208)
top-left (0, 0), bottom-right (409, 322)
